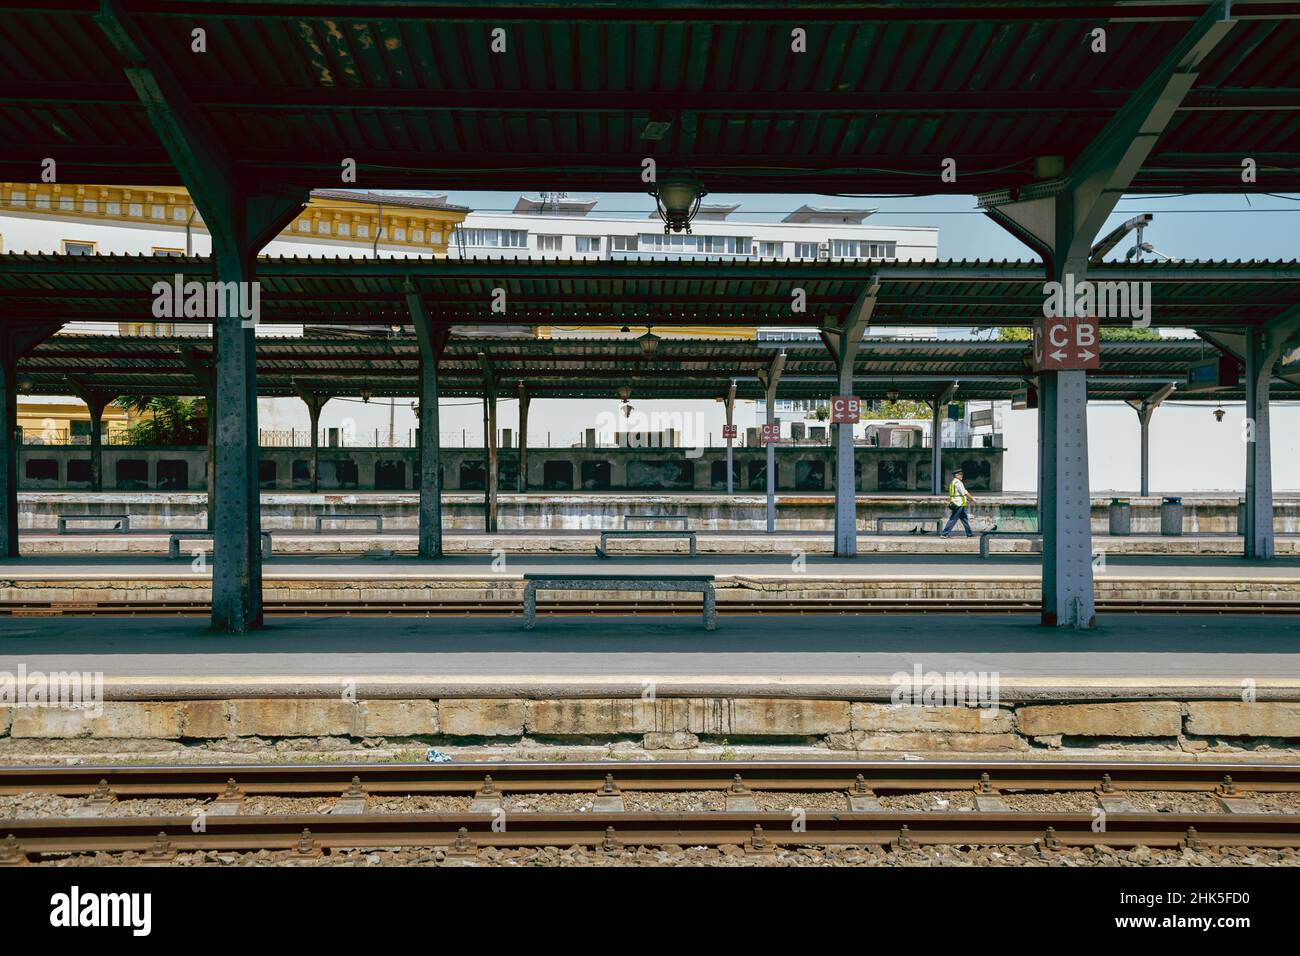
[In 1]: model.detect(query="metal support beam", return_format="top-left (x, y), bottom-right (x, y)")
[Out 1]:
top-left (820, 281), bottom-right (878, 555)
top-left (406, 285), bottom-right (449, 559)
top-left (756, 351), bottom-right (787, 533)
top-left (931, 383), bottom-right (958, 496)
top-left (479, 353), bottom-right (498, 533)
top-left (1243, 306), bottom-right (1300, 558)
top-left (292, 383), bottom-right (330, 494)
top-left (99, 0), bottom-right (307, 632)
top-left (517, 383), bottom-right (530, 493)
top-left (0, 325), bottom-right (60, 558)
top-left (1126, 383), bottom-right (1175, 497)
top-left (723, 382), bottom-right (736, 496)
top-left (65, 378), bottom-right (116, 493)
top-left (977, 3), bottom-right (1232, 628)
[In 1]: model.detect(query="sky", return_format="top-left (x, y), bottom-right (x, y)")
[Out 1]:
top-left (427, 190), bottom-right (1300, 263)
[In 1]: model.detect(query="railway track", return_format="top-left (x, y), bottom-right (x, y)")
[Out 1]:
top-left (5, 760), bottom-right (1300, 796)
top-left (5, 597), bottom-right (1299, 617)
top-left (3, 761), bottom-right (1300, 861)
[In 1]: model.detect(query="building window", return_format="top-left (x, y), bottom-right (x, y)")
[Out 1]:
top-left (62, 240), bottom-right (96, 255)
top-left (458, 228), bottom-right (528, 248)
top-left (575, 236), bottom-right (601, 253)
top-left (611, 235), bottom-right (638, 252)
top-left (793, 242), bottom-right (820, 260)
top-left (537, 234), bottom-right (562, 252)
top-left (152, 247), bottom-right (183, 256)
top-left (757, 241), bottom-right (782, 258)
top-left (635, 234), bottom-right (752, 255)
top-left (831, 239), bottom-right (896, 260)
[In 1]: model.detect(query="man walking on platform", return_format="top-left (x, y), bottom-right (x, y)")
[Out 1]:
top-left (941, 468), bottom-right (974, 538)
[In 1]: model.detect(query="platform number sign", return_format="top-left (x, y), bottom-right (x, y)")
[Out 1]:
top-left (722, 424), bottom-right (737, 440)
top-left (830, 395), bottom-right (861, 424)
top-left (1032, 315), bottom-right (1101, 372)
top-left (761, 421), bottom-right (781, 444)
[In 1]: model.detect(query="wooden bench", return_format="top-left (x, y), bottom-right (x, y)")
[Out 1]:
top-left (979, 531), bottom-right (1043, 558)
top-left (315, 514), bottom-right (384, 533)
top-left (523, 574), bottom-right (716, 630)
top-left (875, 516), bottom-right (942, 535)
top-left (169, 531), bottom-right (273, 560)
top-left (597, 529), bottom-right (697, 558)
top-left (623, 514), bottom-right (689, 529)
top-left (57, 514), bottom-right (131, 533)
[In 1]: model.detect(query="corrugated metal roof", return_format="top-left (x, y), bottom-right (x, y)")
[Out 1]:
top-left (17, 333), bottom-right (1289, 404)
top-left (1, 254), bottom-right (1295, 331)
top-left (1, 3), bottom-right (1296, 192)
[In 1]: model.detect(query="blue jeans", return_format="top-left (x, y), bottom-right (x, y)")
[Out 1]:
top-left (943, 504), bottom-right (972, 536)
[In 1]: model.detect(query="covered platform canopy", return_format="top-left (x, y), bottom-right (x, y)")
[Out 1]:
top-left (1, 253), bottom-right (1298, 335)
top-left (3, 1), bottom-right (1298, 194)
top-left (15, 333), bottom-right (1298, 404)
top-left (3, 0), bottom-right (1299, 631)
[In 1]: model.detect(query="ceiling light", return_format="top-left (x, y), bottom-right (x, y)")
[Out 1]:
top-left (640, 116), bottom-right (673, 141)
top-left (637, 327), bottom-right (661, 358)
top-left (650, 174), bottom-right (706, 234)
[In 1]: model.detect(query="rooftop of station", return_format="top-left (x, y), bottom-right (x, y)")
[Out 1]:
top-left (6, 2), bottom-right (1297, 193)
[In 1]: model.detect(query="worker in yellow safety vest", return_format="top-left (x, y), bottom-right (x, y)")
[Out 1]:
top-left (941, 468), bottom-right (975, 538)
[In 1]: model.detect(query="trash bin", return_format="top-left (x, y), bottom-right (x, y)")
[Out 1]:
top-left (1108, 498), bottom-right (1131, 536)
top-left (1161, 496), bottom-right (1184, 536)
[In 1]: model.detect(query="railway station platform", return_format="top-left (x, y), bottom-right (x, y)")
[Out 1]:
top-left (3, 552), bottom-right (1299, 608)
top-left (2, 613), bottom-right (1298, 762)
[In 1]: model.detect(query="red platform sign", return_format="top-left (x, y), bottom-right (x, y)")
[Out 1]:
top-left (760, 421), bottom-right (781, 444)
top-left (830, 395), bottom-right (861, 424)
top-left (1033, 315), bottom-right (1100, 371)
top-left (722, 424), bottom-right (737, 440)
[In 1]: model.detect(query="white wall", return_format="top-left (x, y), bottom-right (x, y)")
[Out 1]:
top-left (1001, 400), bottom-right (1300, 494)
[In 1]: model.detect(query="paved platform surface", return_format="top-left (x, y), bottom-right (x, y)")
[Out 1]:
top-left (1, 614), bottom-right (1296, 700)
top-left (2, 552), bottom-right (1299, 579)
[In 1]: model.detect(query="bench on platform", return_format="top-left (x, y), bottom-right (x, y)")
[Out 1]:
top-left (979, 531), bottom-right (1043, 558)
top-left (875, 516), bottom-right (942, 535)
top-left (623, 514), bottom-right (689, 529)
top-left (57, 514), bottom-right (130, 533)
top-left (315, 514), bottom-right (383, 533)
top-left (522, 573), bottom-right (716, 630)
top-left (597, 528), bottom-right (697, 558)
top-left (169, 530), bottom-right (273, 560)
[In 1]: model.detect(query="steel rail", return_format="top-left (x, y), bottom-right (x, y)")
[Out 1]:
top-left (4, 760), bottom-right (1299, 798)
top-left (4, 598), bottom-right (1299, 617)
top-left (4, 811), bottom-right (1300, 859)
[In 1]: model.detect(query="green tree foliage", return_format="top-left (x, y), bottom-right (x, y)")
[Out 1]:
top-left (996, 326), bottom-right (1161, 342)
top-left (114, 396), bottom-right (208, 446)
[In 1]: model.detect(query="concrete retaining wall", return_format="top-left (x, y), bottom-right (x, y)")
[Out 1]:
top-left (17, 491), bottom-right (1299, 534)
top-left (4, 696), bottom-right (1299, 754)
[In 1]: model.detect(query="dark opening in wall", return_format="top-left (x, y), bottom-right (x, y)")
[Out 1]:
top-left (333, 459), bottom-right (359, 490)
top-left (259, 459), bottom-right (278, 488)
top-left (292, 460), bottom-right (311, 488)
top-left (459, 460), bottom-right (486, 490)
top-left (747, 460), bottom-right (767, 491)
top-left (580, 460), bottom-right (611, 490)
top-left (960, 458), bottom-right (992, 491)
top-left (115, 459), bottom-right (148, 490)
top-left (543, 460), bottom-right (573, 490)
top-left (497, 459), bottom-right (519, 490)
top-left (794, 458), bottom-right (825, 490)
top-left (66, 459), bottom-right (91, 484)
top-left (24, 458), bottom-right (58, 480)
top-left (375, 459), bottom-right (406, 490)
top-left (878, 459), bottom-right (909, 492)
top-left (710, 460), bottom-right (740, 490)
top-left (627, 459), bottom-right (694, 490)
top-left (156, 459), bottom-right (188, 491)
